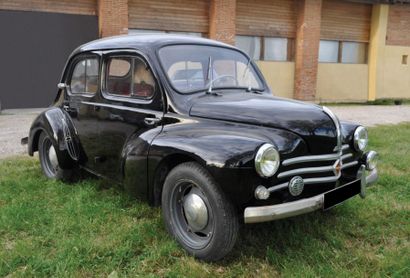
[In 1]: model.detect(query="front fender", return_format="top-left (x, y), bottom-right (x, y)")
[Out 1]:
top-left (341, 121), bottom-right (360, 147)
top-left (148, 117), bottom-right (307, 206)
top-left (28, 107), bottom-right (80, 169)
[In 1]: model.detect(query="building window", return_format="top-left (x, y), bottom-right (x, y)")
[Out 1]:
top-left (128, 29), bottom-right (202, 37)
top-left (319, 40), bottom-right (339, 63)
top-left (264, 37), bottom-right (288, 61)
top-left (235, 35), bottom-right (293, 62)
top-left (341, 42), bottom-right (367, 64)
top-left (319, 40), bottom-right (367, 64)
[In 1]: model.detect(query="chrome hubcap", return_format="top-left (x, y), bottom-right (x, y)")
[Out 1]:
top-left (48, 145), bottom-right (59, 171)
top-left (183, 193), bottom-right (208, 232)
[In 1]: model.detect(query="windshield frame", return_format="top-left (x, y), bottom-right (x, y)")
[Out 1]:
top-left (156, 43), bottom-right (267, 95)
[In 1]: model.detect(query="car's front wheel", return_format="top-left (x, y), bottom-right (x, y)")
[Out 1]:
top-left (161, 162), bottom-right (239, 261)
top-left (38, 132), bottom-right (75, 181)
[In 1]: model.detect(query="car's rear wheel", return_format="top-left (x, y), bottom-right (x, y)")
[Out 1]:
top-left (38, 132), bottom-right (75, 181)
top-left (161, 162), bottom-right (238, 261)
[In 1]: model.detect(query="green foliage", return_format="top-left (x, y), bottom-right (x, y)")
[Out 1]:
top-left (1, 124), bottom-right (409, 277)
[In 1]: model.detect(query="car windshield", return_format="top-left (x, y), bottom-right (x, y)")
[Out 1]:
top-left (158, 44), bottom-right (264, 94)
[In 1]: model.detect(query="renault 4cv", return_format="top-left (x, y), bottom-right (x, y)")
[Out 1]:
top-left (25, 35), bottom-right (378, 261)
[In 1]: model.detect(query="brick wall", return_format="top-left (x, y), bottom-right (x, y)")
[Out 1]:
top-left (209, 0), bottom-right (236, 45)
top-left (294, 0), bottom-right (322, 101)
top-left (0, 0), bottom-right (97, 15)
top-left (98, 0), bottom-right (128, 37)
top-left (386, 5), bottom-right (410, 46)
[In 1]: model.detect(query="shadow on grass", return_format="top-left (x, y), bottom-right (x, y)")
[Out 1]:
top-left (226, 209), bottom-right (343, 264)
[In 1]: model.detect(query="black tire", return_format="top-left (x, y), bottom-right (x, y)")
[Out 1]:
top-left (161, 162), bottom-right (239, 261)
top-left (38, 132), bottom-right (76, 182)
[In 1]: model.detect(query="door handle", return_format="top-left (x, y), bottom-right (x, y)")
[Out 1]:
top-left (144, 117), bottom-right (161, 126)
top-left (63, 105), bottom-right (77, 114)
top-left (94, 105), bottom-right (100, 112)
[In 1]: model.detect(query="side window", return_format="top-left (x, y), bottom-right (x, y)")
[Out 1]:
top-left (106, 57), bottom-right (132, 96)
top-left (105, 56), bottom-right (156, 99)
top-left (70, 57), bottom-right (99, 95)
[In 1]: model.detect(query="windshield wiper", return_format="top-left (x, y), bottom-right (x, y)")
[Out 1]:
top-left (205, 91), bottom-right (222, 96)
top-left (206, 56), bottom-right (214, 93)
top-left (202, 56), bottom-right (221, 96)
top-left (242, 58), bottom-right (265, 94)
top-left (246, 89), bottom-right (264, 94)
top-left (242, 57), bottom-right (253, 92)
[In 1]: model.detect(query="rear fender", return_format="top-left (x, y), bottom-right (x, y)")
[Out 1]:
top-left (28, 107), bottom-right (80, 168)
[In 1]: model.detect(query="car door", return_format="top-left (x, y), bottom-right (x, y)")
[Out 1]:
top-left (92, 50), bottom-right (164, 181)
top-left (63, 52), bottom-right (102, 171)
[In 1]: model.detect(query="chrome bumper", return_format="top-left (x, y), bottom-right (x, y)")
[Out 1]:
top-left (244, 166), bottom-right (378, 224)
top-left (365, 167), bottom-right (378, 185)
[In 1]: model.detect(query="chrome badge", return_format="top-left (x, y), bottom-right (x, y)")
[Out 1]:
top-left (289, 176), bottom-right (304, 196)
top-left (333, 159), bottom-right (343, 177)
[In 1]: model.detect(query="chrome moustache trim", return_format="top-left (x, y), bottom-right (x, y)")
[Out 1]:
top-left (282, 144), bottom-right (349, 166)
top-left (279, 144), bottom-right (354, 180)
top-left (271, 144), bottom-right (356, 193)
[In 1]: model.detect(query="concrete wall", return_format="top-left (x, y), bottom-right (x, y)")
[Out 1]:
top-left (258, 61), bottom-right (371, 103)
top-left (379, 46), bottom-right (410, 99)
top-left (316, 63), bottom-right (368, 102)
top-left (368, 4), bottom-right (410, 101)
top-left (257, 61), bottom-right (295, 99)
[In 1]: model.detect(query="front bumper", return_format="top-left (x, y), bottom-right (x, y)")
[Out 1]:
top-left (244, 165), bottom-right (378, 224)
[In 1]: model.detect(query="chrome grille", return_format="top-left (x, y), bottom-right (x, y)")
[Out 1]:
top-left (268, 144), bottom-right (358, 193)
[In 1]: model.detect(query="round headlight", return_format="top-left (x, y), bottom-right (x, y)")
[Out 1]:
top-left (366, 151), bottom-right (378, 171)
top-left (353, 126), bottom-right (368, 151)
top-left (255, 144), bottom-right (280, 178)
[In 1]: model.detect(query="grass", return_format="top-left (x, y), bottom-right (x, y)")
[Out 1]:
top-left (1, 124), bottom-right (409, 277)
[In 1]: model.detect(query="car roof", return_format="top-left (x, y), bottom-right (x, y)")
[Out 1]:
top-left (73, 34), bottom-right (235, 55)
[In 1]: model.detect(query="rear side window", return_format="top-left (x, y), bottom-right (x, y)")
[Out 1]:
top-left (105, 56), bottom-right (156, 99)
top-left (70, 58), bottom-right (99, 95)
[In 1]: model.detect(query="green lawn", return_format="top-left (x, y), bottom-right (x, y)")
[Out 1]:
top-left (1, 124), bottom-right (409, 277)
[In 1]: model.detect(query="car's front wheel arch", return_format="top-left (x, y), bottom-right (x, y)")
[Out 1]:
top-left (151, 153), bottom-right (206, 206)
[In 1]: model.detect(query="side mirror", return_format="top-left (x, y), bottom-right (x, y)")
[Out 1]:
top-left (57, 83), bottom-right (67, 89)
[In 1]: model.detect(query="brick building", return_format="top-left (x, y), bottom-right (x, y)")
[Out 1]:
top-left (0, 0), bottom-right (409, 108)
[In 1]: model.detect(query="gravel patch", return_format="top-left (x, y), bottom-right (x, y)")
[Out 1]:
top-left (329, 105), bottom-right (410, 127)
top-left (0, 108), bottom-right (45, 159)
top-left (0, 105), bottom-right (409, 159)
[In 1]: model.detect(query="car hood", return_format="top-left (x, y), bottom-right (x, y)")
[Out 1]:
top-left (189, 94), bottom-right (337, 154)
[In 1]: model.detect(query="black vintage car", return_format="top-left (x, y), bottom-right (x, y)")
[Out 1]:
top-left (26, 35), bottom-right (378, 261)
